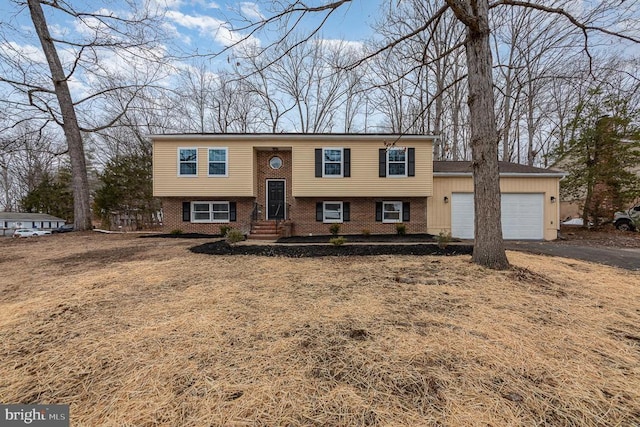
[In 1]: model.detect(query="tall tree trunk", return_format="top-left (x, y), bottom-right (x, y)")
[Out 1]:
top-left (527, 89), bottom-right (536, 165)
top-left (28, 0), bottom-right (92, 230)
top-left (502, 77), bottom-right (512, 161)
top-left (452, 0), bottom-right (510, 269)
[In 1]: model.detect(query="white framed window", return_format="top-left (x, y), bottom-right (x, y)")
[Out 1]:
top-left (178, 148), bottom-right (198, 176)
top-left (383, 201), bottom-right (403, 223)
top-left (323, 148), bottom-right (343, 177)
top-left (191, 201), bottom-right (230, 223)
top-left (323, 201), bottom-right (343, 223)
top-left (387, 147), bottom-right (407, 177)
top-left (208, 148), bottom-right (228, 176)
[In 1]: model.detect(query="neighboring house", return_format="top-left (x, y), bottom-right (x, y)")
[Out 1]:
top-left (0, 212), bottom-right (67, 236)
top-left (151, 134), bottom-right (563, 240)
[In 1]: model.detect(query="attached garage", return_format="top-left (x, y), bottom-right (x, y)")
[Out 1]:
top-left (451, 192), bottom-right (544, 239)
top-left (428, 161), bottom-right (565, 241)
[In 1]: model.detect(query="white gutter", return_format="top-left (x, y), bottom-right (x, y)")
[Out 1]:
top-left (148, 133), bottom-right (438, 142)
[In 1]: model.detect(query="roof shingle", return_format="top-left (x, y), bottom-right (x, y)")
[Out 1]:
top-left (434, 161), bottom-right (564, 175)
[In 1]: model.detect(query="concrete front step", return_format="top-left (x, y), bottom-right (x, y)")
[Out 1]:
top-left (249, 220), bottom-right (283, 240)
top-left (251, 225), bottom-right (281, 232)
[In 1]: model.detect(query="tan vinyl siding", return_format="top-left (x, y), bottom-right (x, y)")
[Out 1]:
top-left (154, 141), bottom-right (255, 197)
top-left (292, 143), bottom-right (433, 197)
top-left (154, 136), bottom-right (434, 198)
top-left (427, 176), bottom-right (561, 240)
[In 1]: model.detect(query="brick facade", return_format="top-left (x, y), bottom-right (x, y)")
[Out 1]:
top-left (291, 197), bottom-right (428, 236)
top-left (160, 197), bottom-right (255, 234)
top-left (255, 150), bottom-right (294, 221)
top-left (160, 195), bottom-right (428, 236)
top-left (160, 148), bottom-right (429, 236)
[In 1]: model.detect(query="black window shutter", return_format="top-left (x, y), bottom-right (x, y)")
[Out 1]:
top-left (315, 149), bottom-right (322, 177)
top-left (316, 202), bottom-right (323, 221)
top-left (402, 202), bottom-right (411, 222)
top-left (182, 202), bottom-right (190, 222)
top-left (375, 202), bottom-right (382, 221)
top-left (379, 149), bottom-right (386, 177)
top-left (408, 148), bottom-right (415, 177)
top-left (343, 202), bottom-right (350, 222)
top-left (343, 148), bottom-right (351, 177)
top-left (229, 202), bottom-right (237, 221)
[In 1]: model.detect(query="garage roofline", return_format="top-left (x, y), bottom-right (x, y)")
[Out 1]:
top-left (434, 172), bottom-right (566, 178)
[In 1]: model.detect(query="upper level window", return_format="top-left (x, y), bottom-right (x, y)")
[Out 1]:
top-left (315, 148), bottom-right (350, 178)
top-left (269, 156), bottom-right (283, 170)
top-left (323, 148), bottom-right (343, 177)
top-left (208, 148), bottom-right (228, 176)
top-left (387, 148), bottom-right (407, 177)
top-left (179, 148), bottom-right (197, 176)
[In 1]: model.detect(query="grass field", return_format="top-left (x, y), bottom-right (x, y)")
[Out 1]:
top-left (1, 233), bottom-right (639, 426)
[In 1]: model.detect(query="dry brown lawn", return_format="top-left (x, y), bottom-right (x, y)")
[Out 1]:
top-left (0, 233), bottom-right (639, 426)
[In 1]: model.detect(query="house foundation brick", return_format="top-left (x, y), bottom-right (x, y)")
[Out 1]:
top-left (160, 196), bottom-right (428, 236)
top-left (160, 197), bottom-right (255, 234)
top-left (291, 197), bottom-right (428, 236)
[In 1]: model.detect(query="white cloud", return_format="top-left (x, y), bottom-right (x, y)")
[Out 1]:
top-left (72, 9), bottom-right (114, 38)
top-left (166, 10), bottom-right (259, 47)
top-left (0, 41), bottom-right (46, 64)
top-left (317, 39), bottom-right (363, 50)
top-left (190, 0), bottom-right (220, 9)
top-left (149, 0), bottom-right (183, 11)
top-left (239, 2), bottom-right (264, 21)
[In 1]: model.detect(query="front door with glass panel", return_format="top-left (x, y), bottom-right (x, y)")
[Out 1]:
top-left (267, 180), bottom-right (285, 220)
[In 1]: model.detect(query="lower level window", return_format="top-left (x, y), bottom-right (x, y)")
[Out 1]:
top-left (192, 201), bottom-right (230, 222)
top-left (383, 201), bottom-right (402, 223)
top-left (323, 201), bottom-right (343, 223)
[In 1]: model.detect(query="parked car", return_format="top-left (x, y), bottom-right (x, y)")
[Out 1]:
top-left (614, 205), bottom-right (640, 231)
top-left (52, 224), bottom-right (74, 233)
top-left (13, 229), bottom-right (52, 238)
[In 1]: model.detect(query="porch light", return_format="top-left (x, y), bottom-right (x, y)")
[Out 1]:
top-left (444, 196), bottom-right (449, 203)
top-left (550, 196), bottom-right (556, 203)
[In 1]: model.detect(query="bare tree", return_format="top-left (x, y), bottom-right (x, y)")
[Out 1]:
top-left (0, 0), bottom-right (167, 229)
top-left (224, 0), bottom-right (638, 269)
top-left (0, 122), bottom-right (64, 211)
top-left (235, 35), bottom-right (359, 133)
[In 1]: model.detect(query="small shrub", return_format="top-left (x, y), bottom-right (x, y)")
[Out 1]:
top-left (330, 236), bottom-right (346, 246)
top-left (437, 230), bottom-right (452, 249)
top-left (395, 223), bottom-right (406, 235)
top-left (225, 228), bottom-right (245, 244)
top-left (169, 229), bottom-right (183, 235)
top-left (329, 223), bottom-right (341, 236)
top-left (361, 228), bottom-right (371, 236)
top-left (219, 225), bottom-right (232, 236)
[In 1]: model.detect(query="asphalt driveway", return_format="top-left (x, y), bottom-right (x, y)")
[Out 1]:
top-left (505, 241), bottom-right (640, 271)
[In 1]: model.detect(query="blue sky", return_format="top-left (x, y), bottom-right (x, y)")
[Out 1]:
top-left (0, 0), bottom-right (381, 64)
top-left (158, 0), bottom-right (382, 53)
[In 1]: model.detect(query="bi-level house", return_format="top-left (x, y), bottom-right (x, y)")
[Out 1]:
top-left (151, 133), bottom-right (563, 240)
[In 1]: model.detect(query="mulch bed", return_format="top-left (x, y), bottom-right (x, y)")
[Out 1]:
top-left (277, 233), bottom-right (440, 243)
top-left (189, 240), bottom-right (473, 257)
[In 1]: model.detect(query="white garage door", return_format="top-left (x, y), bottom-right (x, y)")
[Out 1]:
top-left (451, 193), bottom-right (544, 240)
